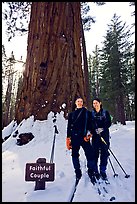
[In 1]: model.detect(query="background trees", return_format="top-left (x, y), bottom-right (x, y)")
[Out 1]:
top-left (2, 45), bottom-right (24, 128)
top-left (88, 14), bottom-right (135, 124)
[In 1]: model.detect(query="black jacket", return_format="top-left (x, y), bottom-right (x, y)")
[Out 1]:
top-left (91, 108), bottom-right (111, 144)
top-left (67, 107), bottom-right (94, 139)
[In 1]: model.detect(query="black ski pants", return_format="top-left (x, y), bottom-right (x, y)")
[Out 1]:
top-left (92, 137), bottom-right (110, 173)
top-left (71, 138), bottom-right (95, 171)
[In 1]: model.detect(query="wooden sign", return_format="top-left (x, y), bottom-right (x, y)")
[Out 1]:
top-left (25, 158), bottom-right (55, 182)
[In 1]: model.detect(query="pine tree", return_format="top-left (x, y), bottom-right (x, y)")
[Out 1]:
top-left (3, 51), bottom-right (16, 126)
top-left (99, 14), bottom-right (134, 124)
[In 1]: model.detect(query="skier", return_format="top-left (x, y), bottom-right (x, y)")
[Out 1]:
top-left (66, 96), bottom-right (96, 184)
top-left (90, 98), bottom-right (112, 180)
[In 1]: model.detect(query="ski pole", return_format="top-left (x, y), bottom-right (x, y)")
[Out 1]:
top-left (108, 156), bottom-right (118, 177)
top-left (100, 136), bottom-right (130, 178)
top-left (50, 125), bottom-right (58, 163)
top-left (98, 134), bottom-right (118, 177)
top-left (98, 135), bottom-right (118, 177)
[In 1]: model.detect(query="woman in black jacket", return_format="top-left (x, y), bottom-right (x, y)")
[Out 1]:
top-left (66, 97), bottom-right (96, 184)
top-left (91, 98), bottom-right (112, 180)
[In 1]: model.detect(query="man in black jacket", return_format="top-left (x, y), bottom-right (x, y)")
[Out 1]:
top-left (66, 97), bottom-right (96, 184)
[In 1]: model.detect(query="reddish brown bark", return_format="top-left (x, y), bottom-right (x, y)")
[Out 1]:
top-left (15, 2), bottom-right (87, 123)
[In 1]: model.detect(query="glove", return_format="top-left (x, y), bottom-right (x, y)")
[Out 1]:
top-left (84, 132), bottom-right (92, 142)
top-left (96, 128), bottom-right (104, 134)
top-left (66, 137), bottom-right (72, 150)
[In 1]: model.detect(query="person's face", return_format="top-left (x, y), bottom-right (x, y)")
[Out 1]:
top-left (93, 100), bottom-right (101, 110)
top-left (75, 98), bottom-right (83, 108)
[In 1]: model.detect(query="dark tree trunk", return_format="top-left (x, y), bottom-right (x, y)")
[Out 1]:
top-left (4, 67), bottom-right (13, 126)
top-left (81, 17), bottom-right (92, 110)
top-left (116, 94), bottom-right (126, 125)
top-left (15, 2), bottom-right (87, 123)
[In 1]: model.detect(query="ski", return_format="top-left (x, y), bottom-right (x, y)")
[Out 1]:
top-left (103, 186), bottom-right (108, 193)
top-left (94, 178), bottom-right (116, 202)
top-left (96, 180), bottom-right (106, 197)
top-left (101, 179), bottom-right (116, 201)
top-left (94, 181), bottom-right (102, 196)
top-left (69, 178), bottom-right (80, 202)
top-left (102, 178), bottom-right (110, 185)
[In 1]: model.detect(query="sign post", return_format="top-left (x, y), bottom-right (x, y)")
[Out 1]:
top-left (25, 158), bottom-right (55, 190)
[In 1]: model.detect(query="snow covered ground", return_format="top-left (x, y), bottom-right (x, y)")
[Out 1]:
top-left (2, 112), bottom-right (135, 202)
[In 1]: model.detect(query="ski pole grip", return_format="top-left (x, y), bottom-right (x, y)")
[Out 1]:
top-left (54, 125), bottom-right (59, 134)
top-left (101, 137), bottom-right (107, 145)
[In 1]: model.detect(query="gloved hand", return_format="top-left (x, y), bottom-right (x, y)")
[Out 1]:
top-left (96, 128), bottom-right (104, 134)
top-left (84, 132), bottom-right (92, 142)
top-left (66, 137), bottom-right (72, 150)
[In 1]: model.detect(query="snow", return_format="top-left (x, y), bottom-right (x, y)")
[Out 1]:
top-left (2, 120), bottom-right (17, 139)
top-left (2, 111), bottom-right (135, 202)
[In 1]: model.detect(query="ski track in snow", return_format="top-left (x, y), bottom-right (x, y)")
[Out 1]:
top-left (68, 168), bottom-right (132, 202)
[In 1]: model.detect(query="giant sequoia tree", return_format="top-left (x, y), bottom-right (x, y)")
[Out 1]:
top-left (14, 2), bottom-right (88, 123)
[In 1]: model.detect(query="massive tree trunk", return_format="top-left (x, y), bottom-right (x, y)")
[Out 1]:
top-left (15, 2), bottom-right (87, 123)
